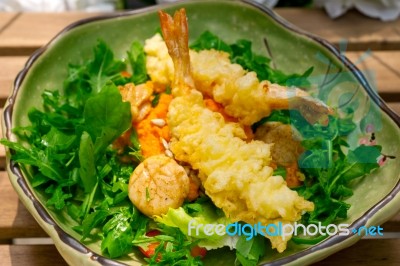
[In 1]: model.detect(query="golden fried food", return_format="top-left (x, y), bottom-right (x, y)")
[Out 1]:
top-left (159, 9), bottom-right (314, 252)
top-left (145, 34), bottom-right (333, 125)
top-left (118, 82), bottom-right (153, 122)
top-left (128, 154), bottom-right (190, 217)
top-left (168, 92), bottom-right (313, 252)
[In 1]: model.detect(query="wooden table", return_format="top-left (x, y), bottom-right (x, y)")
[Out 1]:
top-left (1, 8), bottom-right (400, 266)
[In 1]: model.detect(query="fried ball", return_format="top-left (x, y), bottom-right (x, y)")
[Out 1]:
top-left (128, 154), bottom-right (189, 217)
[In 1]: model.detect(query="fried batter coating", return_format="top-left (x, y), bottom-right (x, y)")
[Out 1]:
top-left (168, 91), bottom-right (313, 252)
top-left (145, 34), bottom-right (332, 125)
top-left (157, 9), bottom-right (314, 252)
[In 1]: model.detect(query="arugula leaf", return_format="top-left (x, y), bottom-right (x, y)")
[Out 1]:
top-left (101, 207), bottom-right (135, 258)
top-left (273, 166), bottom-right (287, 178)
top-left (1, 40), bottom-right (141, 259)
top-left (341, 145), bottom-right (381, 181)
top-left (127, 41), bottom-right (149, 84)
top-left (255, 109), bottom-right (381, 227)
top-left (132, 224), bottom-right (204, 266)
top-left (64, 40), bottom-right (127, 107)
top-left (41, 127), bottom-right (77, 152)
top-left (190, 31), bottom-right (232, 53)
top-left (151, 93), bottom-right (160, 107)
top-left (297, 131), bottom-right (380, 225)
top-left (46, 185), bottom-right (72, 210)
top-left (78, 131), bottom-right (96, 193)
top-left (0, 139), bottom-right (64, 182)
top-left (81, 209), bottom-right (109, 240)
top-left (297, 142), bottom-right (381, 226)
top-left (88, 40), bottom-right (126, 93)
top-left (128, 128), bottom-right (143, 162)
top-left (83, 83), bottom-right (131, 156)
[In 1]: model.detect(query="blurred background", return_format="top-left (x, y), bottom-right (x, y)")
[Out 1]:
top-left (0, 0), bottom-right (314, 12)
top-left (0, 0), bottom-right (398, 21)
top-left (0, 0), bottom-right (313, 12)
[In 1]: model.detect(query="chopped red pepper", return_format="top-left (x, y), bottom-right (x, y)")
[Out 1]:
top-left (138, 242), bottom-right (160, 258)
top-left (146, 229), bottom-right (161, 237)
top-left (138, 230), bottom-right (161, 258)
top-left (190, 245), bottom-right (207, 259)
top-left (138, 230), bottom-right (207, 260)
top-left (121, 71), bottom-right (131, 78)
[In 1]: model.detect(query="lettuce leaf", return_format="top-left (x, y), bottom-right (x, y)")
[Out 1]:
top-left (155, 202), bottom-right (238, 250)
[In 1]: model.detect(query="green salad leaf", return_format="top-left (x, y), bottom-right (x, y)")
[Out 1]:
top-left (259, 110), bottom-right (381, 226)
top-left (128, 41), bottom-right (149, 84)
top-left (155, 199), bottom-right (238, 250)
top-left (133, 224), bottom-right (204, 266)
top-left (235, 235), bottom-right (267, 266)
top-left (78, 131), bottom-right (96, 193)
top-left (190, 31), bottom-right (232, 53)
top-left (1, 40), bottom-right (142, 258)
top-left (101, 207), bottom-right (135, 258)
top-left (64, 40), bottom-right (127, 108)
top-left (83, 83), bottom-right (131, 156)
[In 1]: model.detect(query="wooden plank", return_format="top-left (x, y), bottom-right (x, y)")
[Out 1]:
top-left (0, 109), bottom-right (4, 169)
top-left (383, 212), bottom-right (400, 232)
top-left (314, 239), bottom-right (400, 266)
top-left (346, 51), bottom-right (400, 98)
top-left (0, 240), bottom-right (399, 266)
top-left (0, 9), bottom-right (399, 56)
top-left (0, 12), bottom-right (100, 55)
top-left (0, 245), bottom-right (67, 266)
top-left (387, 103), bottom-right (400, 115)
top-left (0, 13), bottom-right (18, 32)
top-left (0, 56), bottom-right (27, 104)
top-left (0, 171), bottom-right (47, 239)
top-left (276, 8), bottom-right (400, 51)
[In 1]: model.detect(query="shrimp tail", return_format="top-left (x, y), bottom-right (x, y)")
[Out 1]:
top-left (159, 9), bottom-right (194, 95)
top-left (266, 83), bottom-right (334, 125)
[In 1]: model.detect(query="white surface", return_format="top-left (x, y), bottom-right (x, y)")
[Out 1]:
top-left (315, 0), bottom-right (400, 21)
top-left (0, 0), bottom-right (117, 12)
top-left (156, 0), bottom-right (279, 8)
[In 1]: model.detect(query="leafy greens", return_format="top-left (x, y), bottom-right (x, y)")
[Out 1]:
top-left (258, 110), bottom-right (381, 229)
top-left (1, 40), bottom-right (148, 259)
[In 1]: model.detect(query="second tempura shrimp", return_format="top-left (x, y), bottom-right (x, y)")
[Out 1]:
top-left (145, 31), bottom-right (333, 126)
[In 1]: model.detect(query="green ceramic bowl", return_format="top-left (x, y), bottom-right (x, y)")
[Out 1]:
top-left (2, 0), bottom-right (400, 265)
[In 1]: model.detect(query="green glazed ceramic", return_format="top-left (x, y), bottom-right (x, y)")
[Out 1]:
top-left (2, 0), bottom-right (400, 265)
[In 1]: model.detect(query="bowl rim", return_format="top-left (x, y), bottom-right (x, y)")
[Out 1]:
top-left (2, 0), bottom-right (400, 265)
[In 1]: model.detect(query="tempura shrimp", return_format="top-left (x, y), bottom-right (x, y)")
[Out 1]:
top-left (159, 9), bottom-right (313, 253)
top-left (145, 30), bottom-right (333, 125)
top-left (190, 49), bottom-right (333, 125)
top-left (128, 154), bottom-right (189, 217)
top-left (158, 8), bottom-right (194, 95)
